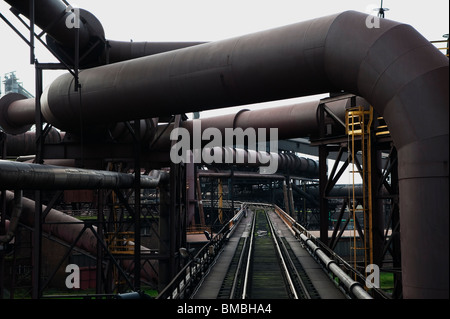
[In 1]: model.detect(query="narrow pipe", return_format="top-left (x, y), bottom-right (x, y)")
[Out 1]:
top-left (299, 233), bottom-right (372, 299)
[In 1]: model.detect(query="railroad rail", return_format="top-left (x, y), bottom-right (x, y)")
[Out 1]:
top-left (156, 202), bottom-right (373, 300)
top-left (216, 207), bottom-right (319, 299)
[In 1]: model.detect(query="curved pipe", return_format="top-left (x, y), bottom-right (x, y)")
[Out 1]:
top-left (4, 0), bottom-right (93, 49)
top-left (40, 11), bottom-right (448, 298)
top-left (4, 0), bottom-right (204, 67)
top-left (0, 160), bottom-right (168, 190)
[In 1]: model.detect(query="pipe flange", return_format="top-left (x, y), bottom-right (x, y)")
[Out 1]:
top-left (0, 93), bottom-right (32, 135)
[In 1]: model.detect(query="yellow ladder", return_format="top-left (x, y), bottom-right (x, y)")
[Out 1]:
top-left (346, 106), bottom-right (374, 275)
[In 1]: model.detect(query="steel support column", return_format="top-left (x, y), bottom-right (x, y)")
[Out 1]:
top-left (133, 119), bottom-right (141, 291)
top-left (318, 101), bottom-right (330, 245)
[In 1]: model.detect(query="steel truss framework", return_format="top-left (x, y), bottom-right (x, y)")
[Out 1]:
top-left (310, 95), bottom-right (402, 298)
top-left (0, 7), bottom-right (186, 298)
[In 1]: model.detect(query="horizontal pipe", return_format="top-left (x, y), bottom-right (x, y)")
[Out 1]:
top-left (0, 159), bottom-right (167, 190)
top-left (196, 147), bottom-right (318, 177)
top-left (104, 40), bottom-right (207, 65)
top-left (1, 128), bottom-right (62, 156)
top-left (197, 171), bottom-right (286, 180)
top-left (0, 93), bottom-right (34, 135)
top-left (151, 95), bottom-right (366, 150)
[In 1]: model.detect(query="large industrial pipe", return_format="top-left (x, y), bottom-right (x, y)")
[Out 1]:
top-left (0, 92), bottom-right (353, 138)
top-left (104, 40), bottom-right (207, 65)
top-left (39, 11), bottom-right (448, 298)
top-left (151, 95), bottom-right (364, 150)
top-left (196, 147), bottom-right (318, 177)
top-left (0, 93), bottom-right (35, 135)
top-left (0, 159), bottom-right (168, 190)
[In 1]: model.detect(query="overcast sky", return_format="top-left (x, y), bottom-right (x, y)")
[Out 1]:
top-left (0, 0), bottom-right (449, 116)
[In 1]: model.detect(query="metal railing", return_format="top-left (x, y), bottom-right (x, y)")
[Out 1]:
top-left (272, 205), bottom-right (378, 299)
top-left (156, 205), bottom-right (248, 299)
top-left (157, 202), bottom-right (385, 299)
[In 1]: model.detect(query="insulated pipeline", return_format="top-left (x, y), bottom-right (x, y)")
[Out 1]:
top-left (0, 159), bottom-right (167, 190)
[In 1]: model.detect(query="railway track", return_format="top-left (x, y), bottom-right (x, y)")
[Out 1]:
top-left (217, 208), bottom-right (320, 299)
